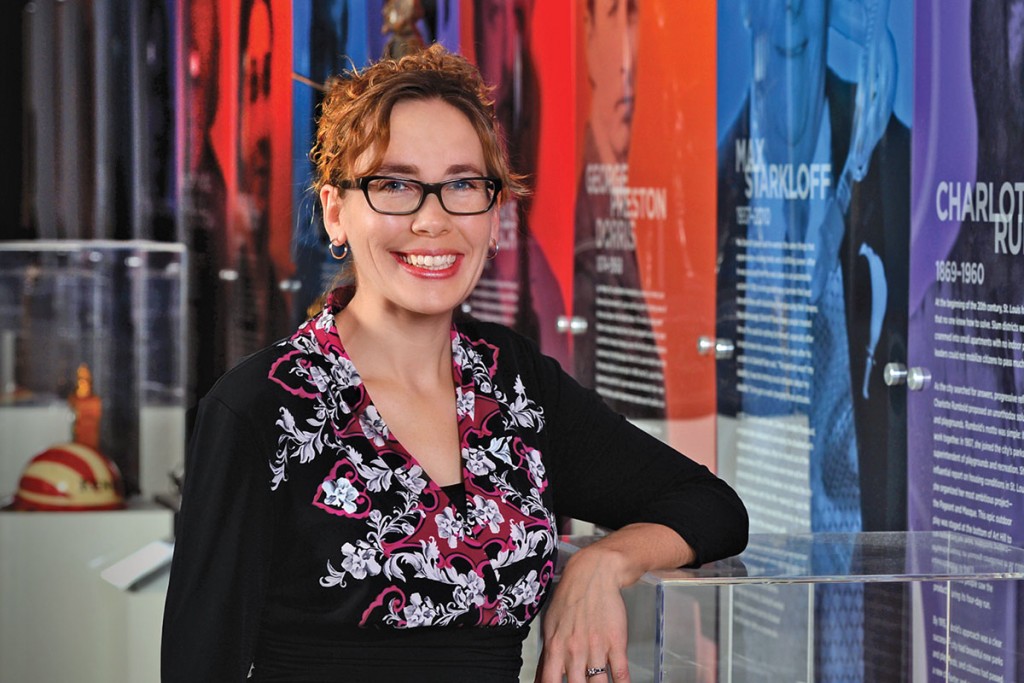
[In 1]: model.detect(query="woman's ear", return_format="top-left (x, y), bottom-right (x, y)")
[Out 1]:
top-left (320, 184), bottom-right (346, 245)
top-left (489, 200), bottom-right (501, 245)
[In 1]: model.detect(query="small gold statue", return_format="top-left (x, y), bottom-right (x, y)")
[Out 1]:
top-left (382, 0), bottom-right (426, 59)
top-left (68, 363), bottom-right (102, 450)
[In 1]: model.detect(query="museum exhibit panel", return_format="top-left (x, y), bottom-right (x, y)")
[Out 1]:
top-left (2, 1), bottom-right (1024, 681)
top-left (461, 0), bottom-right (574, 374)
top-left (715, 0), bottom-right (911, 537)
top-left (568, 0), bottom-right (720, 468)
top-left (713, 1), bottom-right (917, 677)
top-left (907, 3), bottom-right (1024, 680)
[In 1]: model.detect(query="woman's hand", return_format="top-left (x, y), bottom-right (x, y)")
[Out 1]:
top-left (534, 544), bottom-right (632, 683)
top-left (534, 523), bottom-right (694, 683)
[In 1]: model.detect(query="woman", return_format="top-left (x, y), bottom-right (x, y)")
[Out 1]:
top-left (162, 45), bottom-right (747, 683)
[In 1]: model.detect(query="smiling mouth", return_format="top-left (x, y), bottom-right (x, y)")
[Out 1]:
top-left (399, 253), bottom-right (458, 270)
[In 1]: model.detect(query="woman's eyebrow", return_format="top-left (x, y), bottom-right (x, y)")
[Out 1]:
top-left (374, 162), bottom-right (418, 176)
top-left (445, 163), bottom-right (485, 176)
top-left (373, 162), bottom-right (485, 177)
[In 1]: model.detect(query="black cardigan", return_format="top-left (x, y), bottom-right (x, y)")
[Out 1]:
top-left (162, 307), bottom-right (747, 682)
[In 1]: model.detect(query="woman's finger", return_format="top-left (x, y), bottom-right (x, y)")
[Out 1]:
top-left (606, 646), bottom-right (631, 682)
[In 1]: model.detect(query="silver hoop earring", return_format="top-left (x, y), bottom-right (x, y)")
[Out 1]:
top-left (329, 242), bottom-right (349, 260)
top-left (486, 239), bottom-right (499, 260)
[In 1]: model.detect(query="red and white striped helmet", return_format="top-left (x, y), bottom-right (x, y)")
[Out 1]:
top-left (11, 443), bottom-right (126, 511)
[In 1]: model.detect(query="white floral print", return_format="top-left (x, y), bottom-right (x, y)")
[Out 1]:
top-left (359, 405), bottom-right (389, 446)
top-left (455, 387), bottom-right (475, 418)
top-left (467, 495), bottom-right (504, 533)
top-left (331, 354), bottom-right (361, 389)
top-left (452, 571), bottom-right (487, 609)
top-left (482, 435), bottom-right (514, 466)
top-left (314, 308), bottom-right (335, 331)
top-left (362, 458), bottom-right (394, 492)
top-left (434, 507), bottom-right (465, 549)
top-left (394, 464), bottom-right (427, 496)
top-left (402, 593), bottom-right (439, 627)
top-left (269, 330), bottom-right (366, 488)
top-left (526, 448), bottom-right (546, 484)
top-left (340, 540), bottom-right (382, 580)
top-left (504, 375), bottom-right (545, 431)
top-left (508, 569), bottom-right (542, 608)
top-left (464, 447), bottom-right (496, 476)
top-left (322, 476), bottom-right (359, 513)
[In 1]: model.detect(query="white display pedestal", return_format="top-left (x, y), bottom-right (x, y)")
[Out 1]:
top-left (0, 504), bottom-right (173, 682)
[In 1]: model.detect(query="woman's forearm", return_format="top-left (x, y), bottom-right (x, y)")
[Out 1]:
top-left (569, 522), bottom-right (695, 588)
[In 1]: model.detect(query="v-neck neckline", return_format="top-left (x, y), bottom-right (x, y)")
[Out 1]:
top-left (326, 315), bottom-right (475, 499)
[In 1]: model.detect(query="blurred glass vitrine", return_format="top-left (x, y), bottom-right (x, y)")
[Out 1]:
top-left (560, 531), bottom-right (1024, 683)
top-left (0, 240), bottom-right (187, 497)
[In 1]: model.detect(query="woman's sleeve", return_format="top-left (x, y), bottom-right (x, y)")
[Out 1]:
top-left (534, 350), bottom-right (749, 565)
top-left (161, 395), bottom-right (276, 682)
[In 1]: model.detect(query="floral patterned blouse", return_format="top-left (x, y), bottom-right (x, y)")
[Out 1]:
top-left (162, 295), bottom-right (748, 683)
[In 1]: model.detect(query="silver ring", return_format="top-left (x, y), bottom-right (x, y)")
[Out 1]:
top-left (586, 666), bottom-right (607, 678)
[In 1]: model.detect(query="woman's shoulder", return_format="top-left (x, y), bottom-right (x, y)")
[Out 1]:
top-left (456, 318), bottom-right (544, 362)
top-left (456, 317), bottom-right (536, 349)
top-left (455, 318), bottom-right (560, 383)
top-left (202, 334), bottom-right (307, 409)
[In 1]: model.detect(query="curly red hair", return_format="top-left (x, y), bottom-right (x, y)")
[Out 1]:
top-left (310, 44), bottom-right (528, 202)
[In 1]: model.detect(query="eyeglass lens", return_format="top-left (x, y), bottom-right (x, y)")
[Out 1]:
top-left (364, 177), bottom-right (496, 215)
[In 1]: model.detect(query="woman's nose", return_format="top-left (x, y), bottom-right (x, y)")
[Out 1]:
top-left (410, 192), bottom-right (452, 235)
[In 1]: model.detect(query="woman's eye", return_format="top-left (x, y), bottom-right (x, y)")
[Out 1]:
top-left (376, 179), bottom-right (413, 193)
top-left (448, 178), bottom-right (480, 192)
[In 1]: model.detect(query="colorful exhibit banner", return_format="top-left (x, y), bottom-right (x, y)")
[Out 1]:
top-left (226, 0), bottom-right (295, 362)
top-left (717, 1), bottom-right (912, 679)
top-left (573, 0), bottom-right (718, 465)
top-left (177, 0), bottom-right (295, 384)
top-left (178, 0), bottom-right (234, 400)
top-left (461, 0), bottom-right (573, 372)
top-left (716, 0), bottom-right (912, 538)
top-left (462, 0), bottom-right (552, 348)
top-left (909, 2), bottom-right (1023, 680)
top-left (291, 0), bottom-right (376, 329)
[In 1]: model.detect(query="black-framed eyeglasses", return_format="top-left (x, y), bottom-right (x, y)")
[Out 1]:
top-left (339, 175), bottom-right (502, 216)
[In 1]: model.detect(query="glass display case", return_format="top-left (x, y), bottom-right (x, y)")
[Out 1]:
top-left (0, 241), bottom-right (187, 497)
top-left (560, 531), bottom-right (1024, 683)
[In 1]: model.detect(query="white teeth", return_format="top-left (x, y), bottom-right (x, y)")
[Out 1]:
top-left (402, 253), bottom-right (457, 269)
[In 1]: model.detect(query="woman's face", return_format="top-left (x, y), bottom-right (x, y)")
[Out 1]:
top-left (322, 98), bottom-right (499, 321)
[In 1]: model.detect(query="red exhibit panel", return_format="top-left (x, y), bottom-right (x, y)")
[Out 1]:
top-left (463, 0), bottom-right (575, 370)
top-left (178, 0), bottom-right (295, 382)
top-left (573, 0), bottom-right (717, 468)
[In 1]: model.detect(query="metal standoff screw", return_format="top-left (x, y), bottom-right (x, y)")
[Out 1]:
top-left (556, 316), bottom-right (588, 335)
top-left (907, 367), bottom-right (932, 392)
top-left (883, 363), bottom-right (930, 391)
top-left (697, 336), bottom-right (735, 359)
top-left (883, 362), bottom-right (908, 386)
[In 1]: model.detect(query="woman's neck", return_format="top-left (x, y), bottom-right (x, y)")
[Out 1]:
top-left (334, 301), bottom-right (454, 389)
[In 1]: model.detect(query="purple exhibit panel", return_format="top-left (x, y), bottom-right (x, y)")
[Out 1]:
top-left (909, 2), bottom-right (1021, 681)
